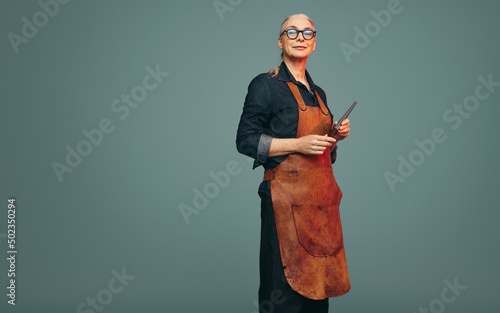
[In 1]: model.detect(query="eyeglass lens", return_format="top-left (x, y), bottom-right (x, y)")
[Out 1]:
top-left (285, 29), bottom-right (315, 40)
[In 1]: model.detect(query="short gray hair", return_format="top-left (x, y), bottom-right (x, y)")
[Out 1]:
top-left (279, 13), bottom-right (315, 37)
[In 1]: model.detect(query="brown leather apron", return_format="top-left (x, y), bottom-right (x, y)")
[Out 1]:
top-left (263, 81), bottom-right (351, 300)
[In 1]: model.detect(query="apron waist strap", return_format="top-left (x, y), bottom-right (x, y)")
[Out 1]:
top-left (263, 168), bottom-right (276, 181)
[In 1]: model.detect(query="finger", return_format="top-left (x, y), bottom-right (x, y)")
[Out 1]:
top-left (340, 123), bottom-right (350, 130)
top-left (340, 122), bottom-right (349, 130)
top-left (312, 134), bottom-right (331, 141)
top-left (315, 141), bottom-right (331, 147)
top-left (318, 135), bottom-right (336, 142)
top-left (316, 147), bottom-right (326, 153)
top-left (309, 148), bottom-right (323, 155)
top-left (316, 136), bottom-right (335, 144)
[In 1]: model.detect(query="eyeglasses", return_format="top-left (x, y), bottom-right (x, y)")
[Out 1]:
top-left (280, 29), bottom-right (316, 40)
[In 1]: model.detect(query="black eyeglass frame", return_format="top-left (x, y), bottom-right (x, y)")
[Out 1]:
top-left (280, 29), bottom-right (317, 40)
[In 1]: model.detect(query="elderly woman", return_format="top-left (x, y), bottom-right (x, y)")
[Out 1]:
top-left (236, 14), bottom-right (351, 313)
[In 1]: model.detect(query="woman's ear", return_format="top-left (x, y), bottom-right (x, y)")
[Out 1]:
top-left (278, 37), bottom-right (283, 50)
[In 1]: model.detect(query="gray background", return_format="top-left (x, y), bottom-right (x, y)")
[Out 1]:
top-left (1, 0), bottom-right (499, 312)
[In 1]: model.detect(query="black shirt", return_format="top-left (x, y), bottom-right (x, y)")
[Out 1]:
top-left (236, 61), bottom-right (337, 195)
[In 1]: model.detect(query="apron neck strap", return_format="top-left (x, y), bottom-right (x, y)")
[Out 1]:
top-left (286, 81), bottom-right (307, 111)
top-left (286, 81), bottom-right (330, 116)
top-left (314, 89), bottom-right (330, 116)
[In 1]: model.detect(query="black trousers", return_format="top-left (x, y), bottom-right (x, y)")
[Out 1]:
top-left (258, 191), bottom-right (329, 313)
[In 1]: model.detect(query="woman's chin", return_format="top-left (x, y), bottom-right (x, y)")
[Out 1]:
top-left (289, 54), bottom-right (311, 61)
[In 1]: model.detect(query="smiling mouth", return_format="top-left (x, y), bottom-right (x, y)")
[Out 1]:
top-left (294, 46), bottom-right (307, 49)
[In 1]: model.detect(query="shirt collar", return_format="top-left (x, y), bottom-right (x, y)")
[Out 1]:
top-left (277, 61), bottom-right (316, 91)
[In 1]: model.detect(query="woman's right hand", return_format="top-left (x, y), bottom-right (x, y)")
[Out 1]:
top-left (295, 134), bottom-right (337, 155)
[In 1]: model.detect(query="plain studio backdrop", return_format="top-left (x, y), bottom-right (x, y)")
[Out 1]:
top-left (1, 0), bottom-right (499, 312)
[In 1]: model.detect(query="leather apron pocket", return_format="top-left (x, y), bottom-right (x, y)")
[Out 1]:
top-left (292, 204), bottom-right (344, 257)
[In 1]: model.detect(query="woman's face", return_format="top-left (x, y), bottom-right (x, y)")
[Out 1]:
top-left (278, 15), bottom-right (316, 61)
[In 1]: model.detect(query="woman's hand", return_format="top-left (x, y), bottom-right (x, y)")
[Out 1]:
top-left (295, 134), bottom-right (337, 155)
top-left (331, 118), bottom-right (350, 142)
top-left (268, 133), bottom-right (339, 157)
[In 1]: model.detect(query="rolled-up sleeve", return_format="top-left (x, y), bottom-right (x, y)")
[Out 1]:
top-left (255, 133), bottom-right (273, 168)
top-left (236, 75), bottom-right (273, 169)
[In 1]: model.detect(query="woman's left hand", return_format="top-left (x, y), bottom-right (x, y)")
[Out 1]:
top-left (332, 118), bottom-right (350, 142)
